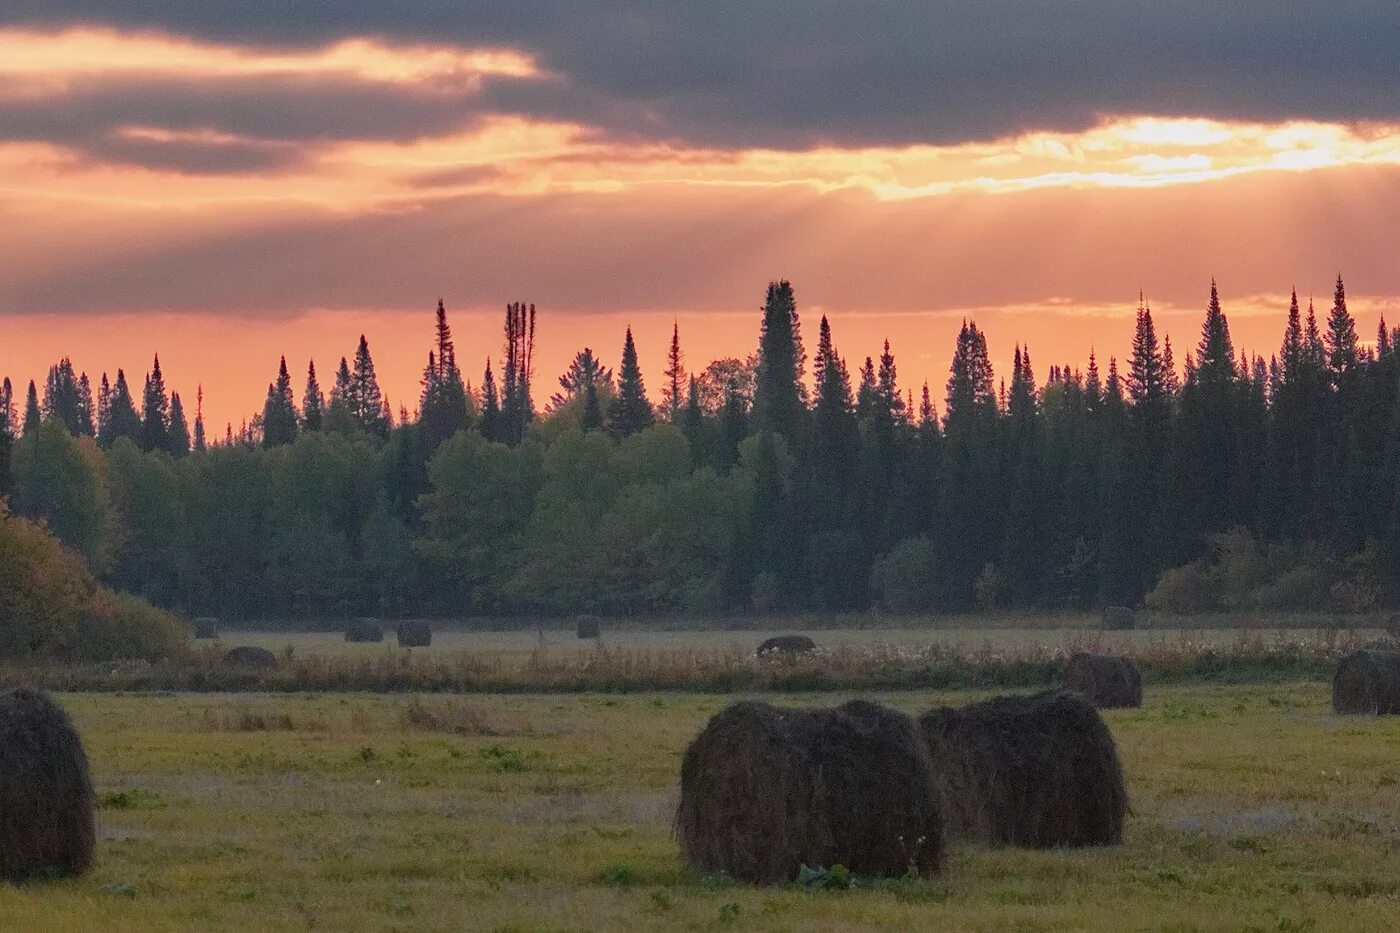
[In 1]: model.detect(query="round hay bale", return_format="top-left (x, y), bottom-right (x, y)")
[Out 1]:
top-left (756, 634), bottom-right (816, 658)
top-left (1101, 606), bottom-right (1135, 630)
top-left (396, 620), bottom-right (432, 648)
top-left (919, 690), bottom-right (1127, 848)
top-left (1065, 653), bottom-right (1142, 709)
top-left (676, 699), bottom-right (944, 884)
top-left (0, 687), bottom-right (95, 880)
top-left (344, 619), bottom-right (384, 643)
top-left (193, 617), bottom-right (219, 639)
top-left (223, 646), bottom-right (277, 669)
top-left (1332, 649), bottom-right (1400, 715)
top-left (576, 615), bottom-right (601, 639)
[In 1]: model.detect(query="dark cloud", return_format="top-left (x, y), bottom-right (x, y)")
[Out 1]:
top-left (5, 164), bottom-right (1399, 317)
top-left (2, 3), bottom-right (1398, 150)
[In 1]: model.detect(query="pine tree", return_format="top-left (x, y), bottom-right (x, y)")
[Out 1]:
top-left (139, 354), bottom-right (170, 452)
top-left (808, 316), bottom-right (863, 609)
top-left (77, 373), bottom-right (94, 436)
top-left (168, 392), bottom-right (191, 457)
top-left (325, 357), bottom-right (355, 433)
top-left (661, 321), bottom-right (686, 421)
top-left (22, 380), bottom-right (40, 437)
top-left (580, 379), bottom-right (603, 432)
top-left (97, 373), bottom-right (111, 441)
top-left (608, 327), bottom-right (654, 437)
top-left (752, 280), bottom-right (805, 441)
top-left (681, 375), bottom-right (706, 462)
top-left (302, 360), bottom-right (324, 431)
top-left (549, 348), bottom-right (612, 410)
top-left (193, 385), bottom-right (207, 452)
top-left (262, 356), bottom-right (299, 447)
top-left (480, 359), bottom-right (502, 442)
top-left (501, 302), bottom-right (536, 445)
top-left (0, 378), bottom-right (11, 496)
top-left (420, 300), bottom-right (470, 450)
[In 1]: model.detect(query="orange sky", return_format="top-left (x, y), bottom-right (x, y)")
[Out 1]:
top-left (2, 22), bottom-right (1399, 429)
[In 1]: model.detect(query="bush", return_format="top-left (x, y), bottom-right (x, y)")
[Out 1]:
top-left (1144, 562), bottom-right (1222, 613)
top-left (1249, 566), bottom-right (1332, 612)
top-left (71, 590), bottom-right (190, 663)
top-left (871, 537), bottom-right (944, 613)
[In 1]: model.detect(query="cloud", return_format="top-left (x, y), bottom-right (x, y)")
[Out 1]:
top-left (4, 162), bottom-right (1399, 318)
top-left (2, 4), bottom-right (1399, 149)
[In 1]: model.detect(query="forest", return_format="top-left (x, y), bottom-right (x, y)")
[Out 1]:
top-left (2, 278), bottom-right (1397, 621)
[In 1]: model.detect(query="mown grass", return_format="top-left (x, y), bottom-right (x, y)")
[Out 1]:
top-left (1, 684), bottom-right (1399, 930)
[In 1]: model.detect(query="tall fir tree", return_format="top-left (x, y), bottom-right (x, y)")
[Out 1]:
top-left (193, 385), bottom-right (207, 452)
top-left (349, 335), bottom-right (388, 437)
top-left (420, 300), bottom-right (471, 450)
top-left (22, 380), bottom-right (40, 437)
top-left (262, 356), bottom-right (299, 447)
top-left (302, 361), bottom-right (325, 431)
top-left (139, 354), bottom-right (170, 452)
top-left (501, 302), bottom-right (536, 445)
top-left (752, 280), bottom-right (805, 441)
top-left (480, 359), bottom-right (502, 443)
top-left (608, 327), bottom-right (654, 437)
top-left (662, 321), bottom-right (686, 421)
top-left (1325, 273), bottom-right (1358, 380)
top-left (104, 369), bottom-right (142, 446)
top-left (168, 392), bottom-right (191, 457)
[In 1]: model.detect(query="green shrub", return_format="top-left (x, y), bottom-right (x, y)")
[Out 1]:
top-left (871, 537), bottom-right (944, 613)
top-left (71, 590), bottom-right (190, 663)
top-left (1145, 561), bottom-right (1222, 613)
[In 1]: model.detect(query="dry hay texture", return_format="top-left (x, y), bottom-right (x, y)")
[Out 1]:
top-left (919, 690), bottom-right (1127, 848)
top-left (223, 646), bottom-right (277, 669)
top-left (344, 619), bottom-right (384, 643)
top-left (1065, 652), bottom-right (1143, 708)
top-left (0, 687), bottom-right (95, 880)
top-left (676, 699), bottom-right (944, 885)
top-left (193, 617), bottom-right (219, 639)
top-left (1332, 649), bottom-right (1400, 715)
top-left (1101, 606), bottom-right (1135, 630)
top-left (756, 634), bottom-right (816, 658)
top-left (396, 620), bottom-right (432, 648)
top-left (576, 615), bottom-right (601, 639)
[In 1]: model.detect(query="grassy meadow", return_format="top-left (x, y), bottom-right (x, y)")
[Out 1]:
top-left (3, 679), bottom-right (1400, 931)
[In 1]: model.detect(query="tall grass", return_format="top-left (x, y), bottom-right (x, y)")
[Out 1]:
top-left (0, 628), bottom-right (1381, 694)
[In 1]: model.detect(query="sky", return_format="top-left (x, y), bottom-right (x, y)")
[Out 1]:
top-left (2, 4), bottom-right (1400, 431)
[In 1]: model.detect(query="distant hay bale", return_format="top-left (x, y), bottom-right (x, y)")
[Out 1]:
top-left (676, 699), bottom-right (944, 884)
top-left (1065, 653), bottom-right (1143, 709)
top-left (223, 646), bottom-right (277, 669)
top-left (756, 634), bottom-right (816, 658)
top-left (396, 620), bottom-right (432, 648)
top-left (193, 617), bottom-right (219, 639)
top-left (1332, 650), bottom-right (1400, 715)
top-left (344, 619), bottom-right (384, 643)
top-left (919, 690), bottom-right (1127, 848)
top-left (0, 687), bottom-right (95, 880)
top-left (1101, 606), bottom-right (1135, 630)
top-left (576, 615), bottom-right (601, 639)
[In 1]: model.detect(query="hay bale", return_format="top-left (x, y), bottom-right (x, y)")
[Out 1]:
top-left (1101, 606), bottom-right (1135, 630)
top-left (576, 615), bottom-right (601, 639)
top-left (223, 646), bottom-right (277, 669)
top-left (0, 687), bottom-right (95, 880)
top-left (919, 690), bottom-right (1127, 848)
top-left (1332, 650), bottom-right (1400, 715)
top-left (756, 634), bottom-right (816, 658)
top-left (193, 617), bottom-right (219, 639)
top-left (344, 619), bottom-right (384, 643)
top-left (676, 699), bottom-right (944, 884)
top-left (1065, 653), bottom-right (1143, 709)
top-left (396, 620), bottom-right (432, 648)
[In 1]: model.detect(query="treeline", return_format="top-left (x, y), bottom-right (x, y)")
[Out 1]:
top-left (3, 277), bottom-right (1400, 619)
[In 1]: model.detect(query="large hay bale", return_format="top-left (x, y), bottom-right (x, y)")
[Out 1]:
top-left (193, 617), bottom-right (219, 639)
top-left (1101, 606), bottom-right (1135, 630)
top-left (676, 699), bottom-right (944, 884)
top-left (344, 619), bottom-right (384, 643)
top-left (223, 646), bottom-right (277, 669)
top-left (0, 687), bottom-right (95, 880)
top-left (1332, 650), bottom-right (1400, 715)
top-left (919, 690), bottom-right (1127, 848)
top-left (756, 634), bottom-right (816, 658)
top-left (576, 615), bottom-right (601, 639)
top-left (396, 620), bottom-right (432, 648)
top-left (1065, 653), bottom-right (1143, 709)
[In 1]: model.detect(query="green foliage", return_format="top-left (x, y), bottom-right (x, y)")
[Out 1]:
top-left (871, 537), bottom-right (945, 613)
top-left (11, 418), bottom-right (113, 569)
top-left (798, 864), bottom-right (855, 891)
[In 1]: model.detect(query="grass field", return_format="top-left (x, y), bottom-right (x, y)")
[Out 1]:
top-left (3, 682), bottom-right (1400, 931)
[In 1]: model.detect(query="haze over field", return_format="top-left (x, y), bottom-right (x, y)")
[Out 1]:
top-left (2, 5), bottom-right (1400, 428)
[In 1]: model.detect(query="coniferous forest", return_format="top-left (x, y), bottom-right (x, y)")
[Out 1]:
top-left (3, 279), bottom-right (1399, 621)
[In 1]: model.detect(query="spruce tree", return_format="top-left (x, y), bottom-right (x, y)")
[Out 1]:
top-left (549, 348), bottom-right (611, 411)
top-left (0, 378), bottom-right (10, 496)
top-left (660, 322), bottom-right (687, 421)
top-left (302, 360), bottom-right (325, 431)
top-left (480, 359), bottom-right (502, 443)
top-left (139, 354), bottom-right (170, 452)
top-left (168, 392), bottom-right (191, 457)
top-left (262, 356), bottom-right (299, 448)
top-left (752, 280), bottom-right (805, 441)
top-left (22, 380), bottom-right (40, 437)
top-left (77, 373), bottom-right (95, 436)
top-left (97, 373), bottom-right (111, 442)
top-left (681, 375), bottom-right (706, 463)
top-left (581, 379), bottom-right (603, 432)
top-left (420, 300), bottom-right (470, 450)
top-left (349, 335), bottom-right (387, 437)
top-left (501, 302), bottom-right (536, 445)
top-left (193, 385), bottom-right (207, 452)
top-left (608, 327), bottom-right (654, 437)
top-left (1326, 273), bottom-right (1358, 380)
